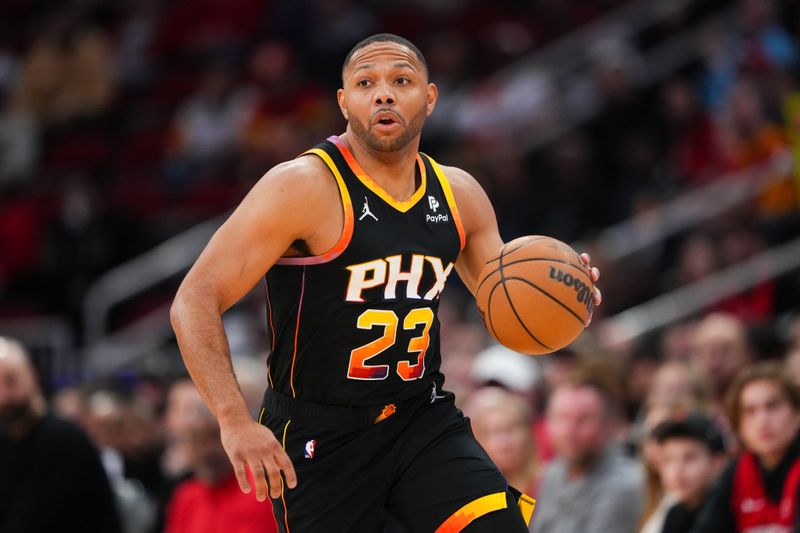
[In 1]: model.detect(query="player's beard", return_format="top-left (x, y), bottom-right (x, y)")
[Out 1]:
top-left (349, 103), bottom-right (427, 153)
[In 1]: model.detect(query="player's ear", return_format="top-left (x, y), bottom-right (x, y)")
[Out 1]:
top-left (337, 88), bottom-right (349, 120)
top-left (426, 82), bottom-right (438, 117)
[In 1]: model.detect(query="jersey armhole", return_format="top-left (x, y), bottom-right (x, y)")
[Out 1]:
top-left (276, 148), bottom-right (354, 265)
top-left (425, 155), bottom-right (466, 252)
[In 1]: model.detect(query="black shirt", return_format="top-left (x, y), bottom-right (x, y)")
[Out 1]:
top-left (663, 501), bottom-right (701, 533)
top-left (0, 413), bottom-right (121, 533)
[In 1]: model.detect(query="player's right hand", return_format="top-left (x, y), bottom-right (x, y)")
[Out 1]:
top-left (219, 419), bottom-right (297, 501)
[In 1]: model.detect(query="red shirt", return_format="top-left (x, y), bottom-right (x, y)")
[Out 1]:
top-left (732, 450), bottom-right (800, 532)
top-left (164, 474), bottom-right (278, 533)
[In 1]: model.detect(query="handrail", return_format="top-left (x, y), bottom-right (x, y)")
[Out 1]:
top-left (82, 213), bottom-right (227, 343)
top-left (592, 151), bottom-right (792, 262)
top-left (598, 236), bottom-right (800, 346)
top-left (0, 316), bottom-right (77, 384)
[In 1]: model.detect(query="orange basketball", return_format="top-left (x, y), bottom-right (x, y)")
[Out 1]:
top-left (476, 236), bottom-right (595, 355)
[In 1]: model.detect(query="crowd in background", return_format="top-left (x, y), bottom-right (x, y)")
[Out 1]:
top-left (2, 0), bottom-right (800, 532)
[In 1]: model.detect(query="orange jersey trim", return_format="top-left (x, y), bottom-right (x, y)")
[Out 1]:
top-left (435, 492), bottom-right (508, 533)
top-left (425, 155), bottom-right (466, 251)
top-left (265, 282), bottom-right (275, 388)
top-left (276, 148), bottom-right (354, 266)
top-left (289, 268), bottom-right (306, 398)
top-left (329, 135), bottom-right (427, 213)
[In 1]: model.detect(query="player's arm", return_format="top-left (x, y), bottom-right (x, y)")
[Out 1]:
top-left (170, 156), bottom-right (334, 501)
top-left (443, 166), bottom-right (504, 296)
top-left (444, 165), bottom-right (601, 303)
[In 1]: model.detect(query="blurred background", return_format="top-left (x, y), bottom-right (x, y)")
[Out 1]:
top-left (1, 0), bottom-right (800, 531)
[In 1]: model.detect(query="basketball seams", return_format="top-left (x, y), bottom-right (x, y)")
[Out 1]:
top-left (483, 236), bottom-right (549, 265)
top-left (497, 243), bottom-right (554, 352)
top-left (485, 279), bottom-right (505, 342)
top-left (505, 276), bottom-right (588, 327)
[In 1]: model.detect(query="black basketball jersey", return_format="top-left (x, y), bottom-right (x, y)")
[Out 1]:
top-left (264, 136), bottom-right (465, 407)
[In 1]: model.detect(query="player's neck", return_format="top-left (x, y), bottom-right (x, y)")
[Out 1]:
top-left (341, 131), bottom-right (421, 200)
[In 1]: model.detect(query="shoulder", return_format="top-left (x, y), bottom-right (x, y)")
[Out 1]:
top-left (433, 163), bottom-right (494, 233)
top-left (238, 153), bottom-right (340, 225)
top-left (537, 459), bottom-right (567, 492)
top-left (254, 154), bottom-right (336, 196)
top-left (171, 478), bottom-right (206, 504)
top-left (435, 163), bottom-right (485, 201)
top-left (40, 414), bottom-right (94, 448)
top-left (714, 458), bottom-right (738, 491)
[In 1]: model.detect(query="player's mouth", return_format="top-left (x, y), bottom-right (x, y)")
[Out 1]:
top-left (372, 111), bottom-right (403, 132)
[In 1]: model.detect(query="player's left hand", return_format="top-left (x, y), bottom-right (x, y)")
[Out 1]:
top-left (580, 252), bottom-right (602, 308)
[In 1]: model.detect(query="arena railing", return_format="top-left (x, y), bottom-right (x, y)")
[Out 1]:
top-left (597, 235), bottom-right (800, 346)
top-left (0, 316), bottom-right (77, 387)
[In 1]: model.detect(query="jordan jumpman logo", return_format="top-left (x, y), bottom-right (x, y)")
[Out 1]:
top-left (360, 196), bottom-right (378, 221)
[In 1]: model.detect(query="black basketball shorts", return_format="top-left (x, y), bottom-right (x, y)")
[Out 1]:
top-left (259, 381), bottom-right (531, 533)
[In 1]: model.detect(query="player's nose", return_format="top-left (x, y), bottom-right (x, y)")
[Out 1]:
top-left (373, 81), bottom-right (395, 106)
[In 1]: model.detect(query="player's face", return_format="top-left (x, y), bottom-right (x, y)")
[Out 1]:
top-left (738, 380), bottom-right (800, 461)
top-left (338, 42), bottom-right (437, 153)
top-left (658, 438), bottom-right (720, 507)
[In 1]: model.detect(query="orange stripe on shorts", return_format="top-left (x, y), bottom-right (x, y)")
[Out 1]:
top-left (434, 492), bottom-right (507, 533)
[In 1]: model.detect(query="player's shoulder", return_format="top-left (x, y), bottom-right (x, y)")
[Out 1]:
top-left (259, 153), bottom-right (333, 189)
top-left (431, 162), bottom-right (495, 235)
top-left (249, 152), bottom-right (338, 204)
top-left (434, 163), bottom-right (482, 193)
top-left (434, 163), bottom-right (490, 211)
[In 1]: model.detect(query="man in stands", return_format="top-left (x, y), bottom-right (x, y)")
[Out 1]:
top-left (0, 337), bottom-right (120, 533)
top-left (532, 365), bottom-right (643, 533)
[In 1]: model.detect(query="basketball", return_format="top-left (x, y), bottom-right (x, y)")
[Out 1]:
top-left (476, 236), bottom-right (595, 355)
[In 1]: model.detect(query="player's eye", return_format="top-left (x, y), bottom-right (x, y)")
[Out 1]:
top-left (395, 77), bottom-right (409, 85)
top-left (358, 79), bottom-right (370, 87)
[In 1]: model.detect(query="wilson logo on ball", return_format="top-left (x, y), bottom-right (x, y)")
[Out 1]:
top-left (548, 266), bottom-right (594, 314)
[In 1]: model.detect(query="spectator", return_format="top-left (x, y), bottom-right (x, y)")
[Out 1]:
top-left (785, 342), bottom-right (800, 386)
top-left (646, 361), bottom-right (714, 413)
top-left (163, 389), bottom-right (276, 533)
top-left (690, 313), bottom-right (754, 401)
top-left (84, 390), bottom-right (156, 533)
top-left (13, 19), bottom-right (116, 124)
top-left (167, 60), bottom-right (256, 179)
top-left (470, 343), bottom-right (551, 461)
top-left (532, 365), bottom-right (643, 533)
top-left (0, 337), bottom-right (121, 533)
top-left (463, 386), bottom-right (539, 496)
top-left (659, 78), bottom-right (724, 187)
top-left (692, 362), bottom-right (800, 532)
top-left (637, 402), bottom-right (689, 533)
top-left (652, 412), bottom-right (727, 533)
top-left (718, 77), bottom-right (795, 218)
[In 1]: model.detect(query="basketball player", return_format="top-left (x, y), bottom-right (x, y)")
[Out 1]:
top-left (171, 33), bottom-right (601, 532)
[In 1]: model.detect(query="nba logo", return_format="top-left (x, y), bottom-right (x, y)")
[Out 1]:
top-left (428, 196), bottom-right (439, 212)
top-left (304, 439), bottom-right (316, 459)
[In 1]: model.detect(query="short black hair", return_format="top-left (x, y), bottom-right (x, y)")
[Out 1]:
top-left (342, 33), bottom-right (428, 79)
top-left (652, 412), bottom-right (726, 455)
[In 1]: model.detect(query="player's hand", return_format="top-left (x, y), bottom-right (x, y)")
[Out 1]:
top-left (219, 418), bottom-right (297, 501)
top-left (579, 252), bottom-right (602, 307)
